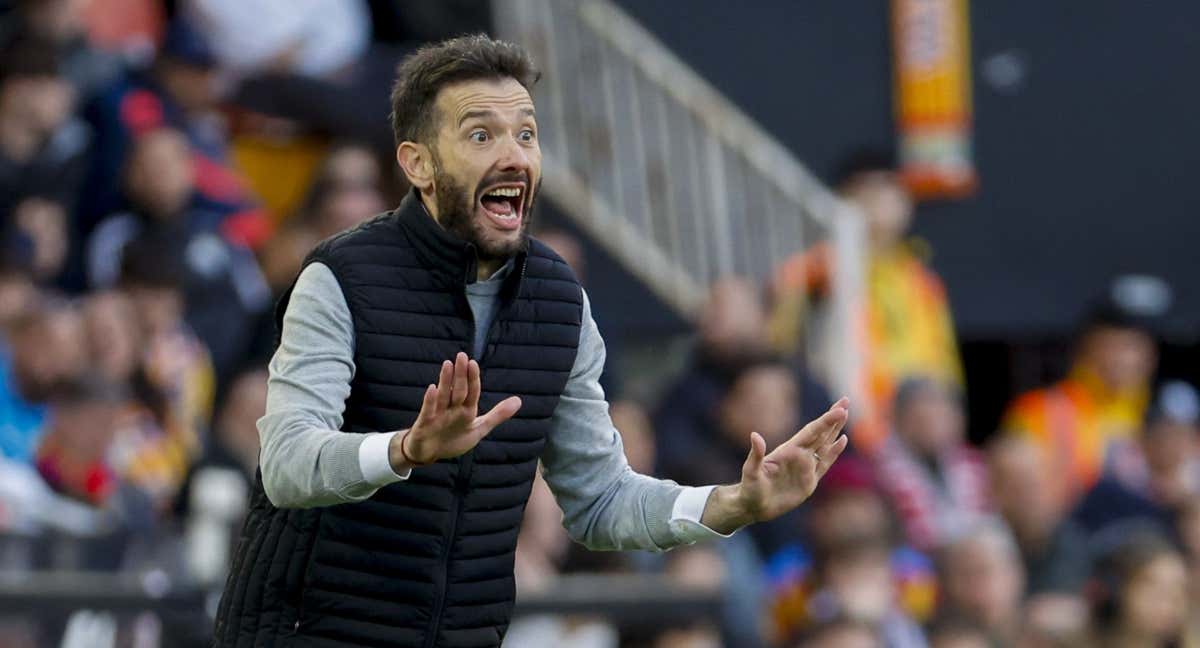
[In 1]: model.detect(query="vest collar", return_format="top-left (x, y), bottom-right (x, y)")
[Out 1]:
top-left (396, 189), bottom-right (529, 288)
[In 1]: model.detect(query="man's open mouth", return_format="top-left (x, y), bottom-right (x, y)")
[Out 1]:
top-left (479, 183), bottom-right (525, 230)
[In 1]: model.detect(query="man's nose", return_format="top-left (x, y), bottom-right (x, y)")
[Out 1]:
top-left (495, 135), bottom-right (532, 175)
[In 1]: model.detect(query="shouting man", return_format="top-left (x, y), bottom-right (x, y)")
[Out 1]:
top-left (214, 35), bottom-right (849, 647)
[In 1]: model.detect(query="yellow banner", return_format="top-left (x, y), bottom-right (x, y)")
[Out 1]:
top-left (892, 0), bottom-right (977, 198)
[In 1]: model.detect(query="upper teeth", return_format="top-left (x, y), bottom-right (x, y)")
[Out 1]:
top-left (487, 187), bottom-right (521, 197)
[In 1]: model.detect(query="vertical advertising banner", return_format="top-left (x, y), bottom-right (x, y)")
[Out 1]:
top-left (892, 0), bottom-right (978, 198)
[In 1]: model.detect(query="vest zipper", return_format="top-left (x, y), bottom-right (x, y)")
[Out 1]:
top-left (424, 258), bottom-right (527, 645)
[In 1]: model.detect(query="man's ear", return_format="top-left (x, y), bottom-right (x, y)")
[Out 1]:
top-left (396, 141), bottom-right (435, 191)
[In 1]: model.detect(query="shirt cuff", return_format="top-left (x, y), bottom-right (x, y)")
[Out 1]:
top-left (358, 431), bottom-right (411, 486)
top-left (668, 485), bottom-right (735, 544)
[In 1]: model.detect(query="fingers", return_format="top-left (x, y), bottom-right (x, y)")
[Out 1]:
top-left (419, 382), bottom-right (438, 418)
top-left (465, 359), bottom-right (482, 412)
top-left (451, 352), bottom-right (469, 406)
top-left (789, 397), bottom-right (850, 450)
top-left (435, 359), bottom-right (453, 411)
top-left (816, 434), bottom-right (849, 479)
top-left (743, 431), bottom-right (767, 478)
top-left (477, 395), bottom-right (522, 432)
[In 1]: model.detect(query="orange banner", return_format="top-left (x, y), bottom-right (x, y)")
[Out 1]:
top-left (892, 0), bottom-right (977, 198)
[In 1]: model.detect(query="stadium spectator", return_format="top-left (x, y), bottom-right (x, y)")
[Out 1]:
top-left (873, 377), bottom-right (988, 551)
top-left (794, 617), bottom-right (883, 648)
top-left (936, 519), bottom-right (1025, 646)
top-left (1074, 380), bottom-right (1200, 536)
top-left (0, 300), bottom-right (86, 462)
top-left (0, 0), bottom-right (122, 102)
top-left (1087, 533), bottom-right (1193, 648)
top-left (0, 35), bottom-right (90, 221)
top-left (924, 618), bottom-right (989, 648)
top-left (82, 17), bottom-right (267, 241)
top-left (987, 435), bottom-right (1090, 595)
top-left (116, 232), bottom-right (215, 464)
top-left (33, 373), bottom-right (126, 506)
top-left (1001, 283), bottom-right (1162, 507)
top-left (87, 127), bottom-right (270, 381)
top-left (656, 278), bottom-right (829, 484)
top-left (771, 150), bottom-right (962, 453)
top-left (766, 456), bottom-right (938, 643)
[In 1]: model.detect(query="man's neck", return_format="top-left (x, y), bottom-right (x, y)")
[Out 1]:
top-left (418, 191), bottom-right (505, 282)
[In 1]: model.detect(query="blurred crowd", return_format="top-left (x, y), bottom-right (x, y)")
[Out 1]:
top-left (0, 1), bottom-right (1198, 648)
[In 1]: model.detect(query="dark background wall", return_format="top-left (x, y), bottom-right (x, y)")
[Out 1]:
top-left (600, 0), bottom-right (1200, 437)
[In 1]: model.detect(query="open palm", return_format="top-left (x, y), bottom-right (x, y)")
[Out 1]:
top-left (737, 398), bottom-right (850, 522)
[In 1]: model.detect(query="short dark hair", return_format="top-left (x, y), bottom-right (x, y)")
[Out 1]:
top-left (389, 34), bottom-right (540, 147)
top-left (119, 231), bottom-right (186, 290)
top-left (831, 148), bottom-right (897, 189)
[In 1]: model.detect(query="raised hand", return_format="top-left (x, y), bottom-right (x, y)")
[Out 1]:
top-left (389, 352), bottom-right (522, 468)
top-left (701, 398), bottom-right (851, 534)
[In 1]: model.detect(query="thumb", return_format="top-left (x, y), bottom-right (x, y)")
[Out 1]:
top-left (476, 395), bottom-right (522, 433)
top-left (743, 431), bottom-right (767, 477)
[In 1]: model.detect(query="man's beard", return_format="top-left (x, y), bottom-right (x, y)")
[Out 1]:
top-left (433, 163), bottom-right (538, 263)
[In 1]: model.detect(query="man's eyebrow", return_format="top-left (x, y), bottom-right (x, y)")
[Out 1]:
top-left (521, 107), bottom-right (536, 119)
top-left (458, 109), bottom-right (496, 127)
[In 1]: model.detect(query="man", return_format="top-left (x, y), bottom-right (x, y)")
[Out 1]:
top-left (771, 151), bottom-right (962, 454)
top-left (1001, 286), bottom-right (1160, 506)
top-left (214, 35), bottom-right (850, 647)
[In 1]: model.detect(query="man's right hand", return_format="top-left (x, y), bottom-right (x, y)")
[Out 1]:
top-left (389, 352), bottom-right (522, 469)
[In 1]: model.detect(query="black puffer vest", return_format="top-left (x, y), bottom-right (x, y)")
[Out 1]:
top-left (214, 194), bottom-right (583, 647)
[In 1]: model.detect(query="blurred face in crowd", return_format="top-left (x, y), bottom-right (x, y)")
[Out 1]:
top-left (125, 129), bottom-right (195, 218)
top-left (720, 365), bottom-right (798, 447)
top-left (699, 277), bottom-right (768, 362)
top-left (158, 58), bottom-right (220, 114)
top-left (82, 291), bottom-right (140, 383)
top-left (1117, 551), bottom-right (1188, 641)
top-left (51, 395), bottom-right (119, 463)
top-left (1079, 325), bottom-right (1156, 393)
top-left (988, 437), bottom-right (1062, 545)
top-left (610, 400), bottom-right (656, 475)
top-left (800, 622), bottom-right (882, 648)
top-left (310, 185), bottom-right (386, 239)
top-left (126, 284), bottom-right (183, 339)
top-left (323, 144), bottom-right (382, 190)
top-left (652, 624), bottom-right (722, 648)
top-left (0, 270), bottom-right (36, 328)
top-left (809, 491), bottom-right (892, 548)
top-left (0, 71), bottom-right (74, 141)
top-left (819, 544), bottom-right (895, 622)
top-left (218, 369), bottom-right (268, 473)
top-left (1020, 593), bottom-right (1089, 648)
top-left (13, 197), bottom-right (68, 280)
top-left (10, 306), bottom-right (86, 402)
top-left (929, 630), bottom-right (990, 648)
top-left (895, 381), bottom-right (964, 459)
top-left (942, 529), bottom-right (1024, 634)
top-left (1142, 417), bottom-right (1199, 505)
top-left (842, 171), bottom-right (913, 251)
top-left (402, 78), bottom-right (541, 264)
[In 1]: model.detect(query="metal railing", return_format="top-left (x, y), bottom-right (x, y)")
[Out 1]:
top-left (492, 0), bottom-right (864, 400)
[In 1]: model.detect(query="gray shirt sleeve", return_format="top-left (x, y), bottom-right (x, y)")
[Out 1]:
top-left (257, 262), bottom-right (398, 508)
top-left (540, 292), bottom-right (722, 552)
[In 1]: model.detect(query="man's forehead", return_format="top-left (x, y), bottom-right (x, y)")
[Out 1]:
top-left (436, 78), bottom-right (535, 123)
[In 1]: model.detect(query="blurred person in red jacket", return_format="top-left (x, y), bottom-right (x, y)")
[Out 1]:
top-left (873, 377), bottom-right (988, 551)
top-left (771, 151), bottom-right (962, 454)
top-left (34, 373), bottom-right (126, 506)
top-left (1002, 280), bottom-right (1165, 509)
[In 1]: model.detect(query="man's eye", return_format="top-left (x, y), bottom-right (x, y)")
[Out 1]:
top-left (469, 130), bottom-right (488, 143)
top-left (518, 129), bottom-right (535, 142)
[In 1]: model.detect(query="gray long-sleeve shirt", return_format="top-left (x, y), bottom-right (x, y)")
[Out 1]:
top-left (257, 261), bottom-right (726, 551)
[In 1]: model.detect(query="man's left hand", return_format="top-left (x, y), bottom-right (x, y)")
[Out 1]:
top-left (701, 398), bottom-right (850, 535)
